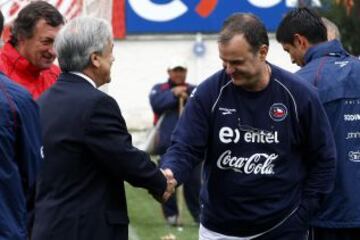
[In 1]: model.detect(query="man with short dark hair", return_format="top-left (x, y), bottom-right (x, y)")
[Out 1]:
top-left (161, 12), bottom-right (336, 239)
top-left (0, 1), bottom-right (64, 99)
top-left (276, 7), bottom-right (360, 240)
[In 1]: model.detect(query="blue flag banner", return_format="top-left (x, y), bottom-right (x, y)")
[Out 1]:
top-left (125, 0), bottom-right (298, 33)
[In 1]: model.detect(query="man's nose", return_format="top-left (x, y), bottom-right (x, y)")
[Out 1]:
top-left (48, 46), bottom-right (56, 56)
top-left (224, 63), bottom-right (235, 75)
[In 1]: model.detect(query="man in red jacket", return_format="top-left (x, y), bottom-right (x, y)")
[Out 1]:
top-left (0, 1), bottom-right (64, 99)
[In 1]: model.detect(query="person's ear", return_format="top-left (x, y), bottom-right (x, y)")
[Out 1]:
top-left (90, 52), bottom-right (101, 68)
top-left (16, 34), bottom-right (26, 44)
top-left (293, 33), bottom-right (309, 50)
top-left (258, 44), bottom-right (268, 61)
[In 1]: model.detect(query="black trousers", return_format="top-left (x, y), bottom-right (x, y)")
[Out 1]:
top-left (310, 227), bottom-right (360, 240)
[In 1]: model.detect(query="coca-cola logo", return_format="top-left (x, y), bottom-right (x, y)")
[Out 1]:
top-left (217, 150), bottom-right (277, 175)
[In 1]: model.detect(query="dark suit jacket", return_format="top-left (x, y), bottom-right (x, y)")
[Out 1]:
top-left (31, 73), bottom-right (167, 240)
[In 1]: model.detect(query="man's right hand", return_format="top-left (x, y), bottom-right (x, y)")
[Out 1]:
top-left (172, 86), bottom-right (188, 99)
top-left (161, 168), bottom-right (177, 202)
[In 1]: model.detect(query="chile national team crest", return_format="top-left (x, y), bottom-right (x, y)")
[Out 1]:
top-left (269, 103), bottom-right (288, 122)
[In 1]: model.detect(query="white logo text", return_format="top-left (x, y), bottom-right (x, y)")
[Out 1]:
top-left (217, 150), bottom-right (277, 175)
top-left (219, 127), bottom-right (279, 144)
top-left (344, 114), bottom-right (360, 121)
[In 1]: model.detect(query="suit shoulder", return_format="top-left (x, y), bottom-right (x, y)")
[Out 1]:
top-left (91, 88), bottom-right (116, 103)
top-left (88, 90), bottom-right (120, 114)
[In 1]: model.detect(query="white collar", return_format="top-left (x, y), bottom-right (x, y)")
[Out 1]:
top-left (69, 71), bottom-right (97, 88)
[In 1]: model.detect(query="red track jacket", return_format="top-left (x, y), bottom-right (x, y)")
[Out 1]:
top-left (0, 42), bottom-right (60, 99)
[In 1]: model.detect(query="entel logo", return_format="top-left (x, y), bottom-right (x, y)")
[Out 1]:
top-left (219, 126), bottom-right (279, 144)
top-left (128, 0), bottom-right (299, 22)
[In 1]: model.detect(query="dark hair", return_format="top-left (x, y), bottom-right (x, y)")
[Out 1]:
top-left (10, 1), bottom-right (64, 46)
top-left (218, 13), bottom-right (269, 54)
top-left (0, 10), bottom-right (4, 36)
top-left (276, 7), bottom-right (327, 45)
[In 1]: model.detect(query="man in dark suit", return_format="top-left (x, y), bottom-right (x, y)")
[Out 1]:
top-left (31, 16), bottom-right (174, 240)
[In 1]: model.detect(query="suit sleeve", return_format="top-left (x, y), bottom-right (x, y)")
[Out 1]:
top-left (84, 95), bottom-right (167, 198)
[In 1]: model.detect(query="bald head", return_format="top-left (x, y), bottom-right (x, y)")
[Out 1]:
top-left (321, 17), bottom-right (341, 41)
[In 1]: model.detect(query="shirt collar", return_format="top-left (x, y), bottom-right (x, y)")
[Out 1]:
top-left (69, 71), bottom-right (97, 88)
top-left (304, 40), bottom-right (348, 65)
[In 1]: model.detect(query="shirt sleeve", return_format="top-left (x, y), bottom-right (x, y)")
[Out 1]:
top-left (298, 90), bottom-right (336, 218)
top-left (160, 87), bottom-right (208, 184)
top-left (15, 95), bottom-right (43, 196)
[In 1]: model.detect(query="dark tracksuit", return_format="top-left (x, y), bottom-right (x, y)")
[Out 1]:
top-left (161, 64), bottom-right (336, 239)
top-left (0, 72), bottom-right (42, 239)
top-left (297, 40), bottom-right (360, 240)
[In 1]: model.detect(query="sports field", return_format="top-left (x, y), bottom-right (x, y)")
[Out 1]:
top-left (126, 183), bottom-right (199, 240)
top-left (128, 130), bottom-right (199, 240)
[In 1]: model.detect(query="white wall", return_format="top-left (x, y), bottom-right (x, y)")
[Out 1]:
top-left (107, 34), bottom-right (299, 130)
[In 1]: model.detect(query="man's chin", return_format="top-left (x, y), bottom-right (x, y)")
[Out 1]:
top-left (293, 61), bottom-right (303, 67)
top-left (37, 63), bottom-right (53, 70)
top-left (231, 77), bottom-right (246, 86)
top-left (102, 78), bottom-right (111, 86)
top-left (38, 58), bottom-right (55, 68)
top-left (231, 81), bottom-right (243, 87)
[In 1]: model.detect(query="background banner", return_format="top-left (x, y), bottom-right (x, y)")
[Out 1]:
top-left (1, 0), bottom-right (322, 38)
top-left (125, 0), bottom-right (299, 33)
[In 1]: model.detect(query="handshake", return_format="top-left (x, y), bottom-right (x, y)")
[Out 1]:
top-left (161, 168), bottom-right (177, 203)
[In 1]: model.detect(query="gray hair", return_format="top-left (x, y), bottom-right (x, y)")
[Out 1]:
top-left (55, 16), bottom-right (113, 72)
top-left (321, 17), bottom-right (341, 41)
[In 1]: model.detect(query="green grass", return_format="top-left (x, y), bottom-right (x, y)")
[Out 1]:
top-left (125, 183), bottom-right (199, 240)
